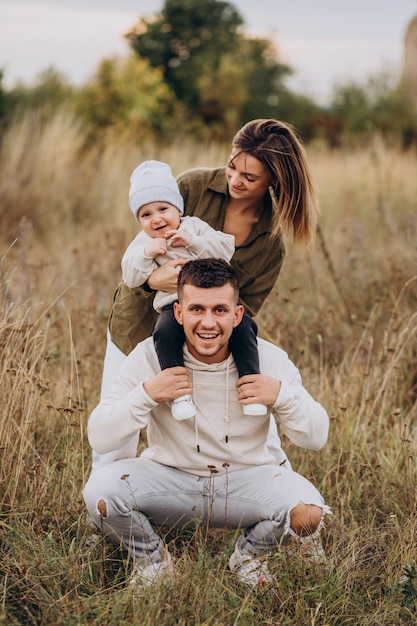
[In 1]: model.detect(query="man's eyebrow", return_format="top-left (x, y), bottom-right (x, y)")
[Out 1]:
top-left (186, 302), bottom-right (230, 308)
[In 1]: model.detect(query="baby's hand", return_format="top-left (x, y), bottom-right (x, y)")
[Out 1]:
top-left (166, 229), bottom-right (192, 248)
top-left (144, 238), bottom-right (168, 257)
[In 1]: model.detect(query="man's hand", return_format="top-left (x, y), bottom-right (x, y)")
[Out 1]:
top-left (236, 375), bottom-right (281, 408)
top-left (144, 238), bottom-right (168, 257)
top-left (143, 367), bottom-right (193, 403)
top-left (147, 258), bottom-right (188, 293)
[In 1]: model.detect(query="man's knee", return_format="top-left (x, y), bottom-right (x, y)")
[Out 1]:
top-left (290, 503), bottom-right (322, 536)
top-left (83, 479), bottom-right (108, 519)
top-left (97, 499), bottom-right (107, 518)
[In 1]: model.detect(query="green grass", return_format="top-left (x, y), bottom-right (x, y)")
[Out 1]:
top-left (0, 111), bottom-right (416, 624)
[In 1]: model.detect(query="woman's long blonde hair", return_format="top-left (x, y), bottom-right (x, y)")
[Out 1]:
top-left (232, 119), bottom-right (318, 248)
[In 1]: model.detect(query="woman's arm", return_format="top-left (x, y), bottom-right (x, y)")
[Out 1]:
top-left (233, 235), bottom-right (285, 316)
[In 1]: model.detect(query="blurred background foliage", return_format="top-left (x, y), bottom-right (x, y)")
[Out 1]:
top-left (1, 0), bottom-right (417, 148)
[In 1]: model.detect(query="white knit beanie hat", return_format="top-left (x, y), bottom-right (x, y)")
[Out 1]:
top-left (128, 160), bottom-right (184, 221)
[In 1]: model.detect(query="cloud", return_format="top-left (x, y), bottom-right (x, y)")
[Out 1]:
top-left (0, 1), bottom-right (137, 86)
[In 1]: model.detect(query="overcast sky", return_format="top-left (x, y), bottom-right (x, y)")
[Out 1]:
top-left (1, 0), bottom-right (417, 104)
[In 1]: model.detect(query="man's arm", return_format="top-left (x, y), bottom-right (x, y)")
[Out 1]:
top-left (88, 342), bottom-right (192, 454)
top-left (238, 341), bottom-right (329, 450)
top-left (270, 372), bottom-right (329, 450)
top-left (88, 377), bottom-right (156, 455)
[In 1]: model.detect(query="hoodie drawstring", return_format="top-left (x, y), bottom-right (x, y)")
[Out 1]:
top-left (224, 362), bottom-right (230, 443)
top-left (192, 369), bottom-right (200, 452)
top-left (191, 361), bottom-right (231, 452)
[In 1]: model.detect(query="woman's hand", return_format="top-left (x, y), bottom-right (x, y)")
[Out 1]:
top-left (147, 258), bottom-right (188, 293)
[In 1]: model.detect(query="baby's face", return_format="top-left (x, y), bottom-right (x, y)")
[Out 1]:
top-left (138, 202), bottom-right (181, 237)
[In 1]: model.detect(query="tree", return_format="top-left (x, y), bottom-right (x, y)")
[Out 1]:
top-left (0, 68), bottom-right (74, 129)
top-left (76, 55), bottom-right (181, 142)
top-left (126, 0), bottom-right (294, 136)
top-left (329, 70), bottom-right (417, 146)
top-left (0, 70), bottom-right (9, 133)
top-left (127, 0), bottom-right (244, 108)
top-left (237, 37), bottom-right (293, 122)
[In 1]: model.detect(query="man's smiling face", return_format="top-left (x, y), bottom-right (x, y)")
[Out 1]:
top-left (173, 283), bottom-right (244, 363)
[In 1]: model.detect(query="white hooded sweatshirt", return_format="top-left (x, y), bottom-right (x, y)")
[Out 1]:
top-left (88, 338), bottom-right (329, 477)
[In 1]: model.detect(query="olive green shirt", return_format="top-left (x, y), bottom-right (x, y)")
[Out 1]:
top-left (109, 167), bottom-right (285, 355)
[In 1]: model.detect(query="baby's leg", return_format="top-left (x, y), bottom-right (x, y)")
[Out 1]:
top-left (229, 314), bottom-right (260, 377)
top-left (153, 305), bottom-right (185, 369)
top-left (229, 314), bottom-right (266, 416)
top-left (153, 305), bottom-right (195, 420)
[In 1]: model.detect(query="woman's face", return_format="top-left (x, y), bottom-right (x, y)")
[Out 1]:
top-left (226, 149), bottom-right (271, 202)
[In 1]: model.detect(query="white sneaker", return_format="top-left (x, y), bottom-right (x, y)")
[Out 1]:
top-left (243, 403), bottom-right (267, 416)
top-left (298, 532), bottom-right (327, 563)
top-left (171, 395), bottom-right (196, 420)
top-left (229, 544), bottom-right (272, 587)
top-left (129, 550), bottom-right (173, 591)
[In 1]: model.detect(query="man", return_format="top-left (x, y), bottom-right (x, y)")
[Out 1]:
top-left (84, 258), bottom-right (331, 589)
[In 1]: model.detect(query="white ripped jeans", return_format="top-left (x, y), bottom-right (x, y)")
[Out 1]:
top-left (83, 457), bottom-right (330, 564)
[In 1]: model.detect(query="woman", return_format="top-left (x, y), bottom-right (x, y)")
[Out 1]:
top-left (95, 118), bottom-right (318, 470)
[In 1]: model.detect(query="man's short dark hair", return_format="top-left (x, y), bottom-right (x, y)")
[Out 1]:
top-left (177, 258), bottom-right (239, 302)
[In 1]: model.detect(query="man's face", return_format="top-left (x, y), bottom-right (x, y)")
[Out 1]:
top-left (174, 283), bottom-right (244, 364)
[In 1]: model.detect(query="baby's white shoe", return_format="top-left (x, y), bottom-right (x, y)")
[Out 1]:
top-left (171, 395), bottom-right (196, 420)
top-left (243, 404), bottom-right (267, 416)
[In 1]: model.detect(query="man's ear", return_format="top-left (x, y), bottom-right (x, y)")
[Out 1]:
top-left (233, 304), bottom-right (245, 328)
top-left (173, 301), bottom-right (183, 325)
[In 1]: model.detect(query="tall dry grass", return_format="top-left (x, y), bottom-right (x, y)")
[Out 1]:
top-left (0, 110), bottom-right (416, 625)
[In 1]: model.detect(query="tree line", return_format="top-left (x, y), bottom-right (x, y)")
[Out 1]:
top-left (1, 0), bottom-right (417, 147)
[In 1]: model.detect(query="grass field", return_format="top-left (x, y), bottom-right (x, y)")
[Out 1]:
top-left (0, 111), bottom-right (416, 625)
